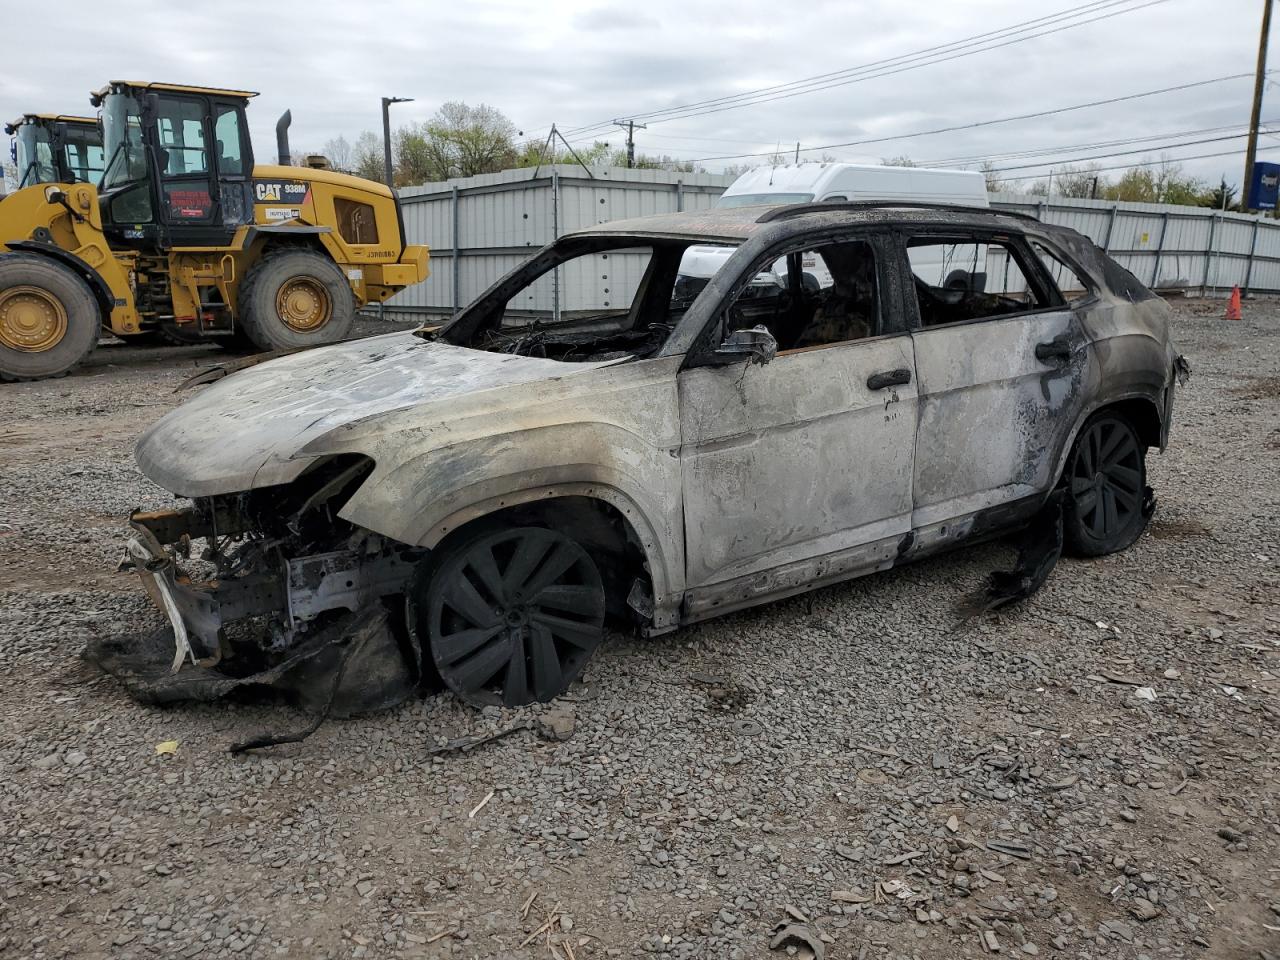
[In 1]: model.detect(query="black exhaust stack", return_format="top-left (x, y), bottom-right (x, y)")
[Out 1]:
top-left (276, 110), bottom-right (292, 166)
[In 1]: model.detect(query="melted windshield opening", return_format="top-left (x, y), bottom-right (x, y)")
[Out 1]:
top-left (438, 237), bottom-right (739, 362)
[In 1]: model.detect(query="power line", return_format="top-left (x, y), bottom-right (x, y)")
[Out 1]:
top-left (923, 120), bottom-right (1275, 167)
top-left (560, 0), bottom-right (1168, 140)
top-left (993, 148), bottom-right (1254, 181)
top-left (979, 131), bottom-right (1262, 174)
top-left (679, 73), bottom-right (1253, 163)
top-left (559, 0), bottom-right (1135, 137)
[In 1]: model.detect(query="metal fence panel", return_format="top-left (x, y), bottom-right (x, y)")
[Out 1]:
top-left (381, 176), bottom-right (1280, 320)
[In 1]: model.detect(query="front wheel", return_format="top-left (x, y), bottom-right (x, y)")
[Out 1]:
top-left (411, 526), bottom-right (607, 706)
top-left (237, 249), bottom-right (355, 352)
top-left (0, 253), bottom-right (100, 382)
top-left (1063, 413), bottom-right (1149, 556)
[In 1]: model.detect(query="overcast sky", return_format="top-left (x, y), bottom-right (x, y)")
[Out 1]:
top-left (2, 0), bottom-right (1274, 191)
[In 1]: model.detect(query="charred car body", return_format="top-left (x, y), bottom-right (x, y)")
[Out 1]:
top-left (121, 202), bottom-right (1185, 711)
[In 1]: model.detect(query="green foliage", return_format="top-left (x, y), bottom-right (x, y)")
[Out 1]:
top-left (1203, 178), bottom-right (1239, 211)
top-left (1018, 157), bottom-right (1231, 208)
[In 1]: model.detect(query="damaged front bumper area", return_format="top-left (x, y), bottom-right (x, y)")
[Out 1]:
top-left (94, 457), bottom-right (425, 718)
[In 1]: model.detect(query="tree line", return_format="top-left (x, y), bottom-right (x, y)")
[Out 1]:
top-left (314, 101), bottom-right (697, 187)
top-left (314, 101), bottom-right (1246, 210)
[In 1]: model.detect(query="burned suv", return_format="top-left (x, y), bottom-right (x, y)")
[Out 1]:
top-left (123, 203), bottom-right (1184, 711)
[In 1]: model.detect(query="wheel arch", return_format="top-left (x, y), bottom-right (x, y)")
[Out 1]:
top-left (423, 489), bottom-right (661, 622)
top-left (1052, 392), bottom-right (1164, 490)
top-left (2, 242), bottom-right (112, 321)
top-left (416, 482), bottom-right (677, 632)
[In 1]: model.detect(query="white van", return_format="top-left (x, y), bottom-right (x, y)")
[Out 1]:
top-left (677, 163), bottom-right (990, 296)
top-left (715, 162), bottom-right (989, 208)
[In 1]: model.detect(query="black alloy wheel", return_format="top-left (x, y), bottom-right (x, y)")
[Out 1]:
top-left (1064, 414), bottom-right (1149, 556)
top-left (420, 527), bottom-right (607, 706)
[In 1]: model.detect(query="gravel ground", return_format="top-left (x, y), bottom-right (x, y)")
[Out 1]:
top-left (0, 303), bottom-right (1277, 960)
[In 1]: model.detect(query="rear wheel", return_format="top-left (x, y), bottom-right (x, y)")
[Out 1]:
top-left (0, 253), bottom-right (100, 382)
top-left (237, 248), bottom-right (355, 352)
top-left (1063, 413), bottom-right (1149, 556)
top-left (413, 526), bottom-right (607, 706)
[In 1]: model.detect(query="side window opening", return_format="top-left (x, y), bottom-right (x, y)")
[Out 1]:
top-left (724, 239), bottom-right (880, 352)
top-left (1032, 241), bottom-right (1091, 303)
top-left (907, 236), bottom-right (1046, 327)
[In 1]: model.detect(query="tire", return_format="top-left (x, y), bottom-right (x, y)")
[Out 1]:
top-left (1063, 412), bottom-right (1149, 557)
top-left (0, 253), bottom-right (101, 382)
top-left (409, 525), bottom-right (607, 707)
top-left (237, 248), bottom-right (355, 352)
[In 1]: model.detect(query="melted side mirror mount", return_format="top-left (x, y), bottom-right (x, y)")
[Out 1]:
top-left (713, 325), bottom-right (778, 366)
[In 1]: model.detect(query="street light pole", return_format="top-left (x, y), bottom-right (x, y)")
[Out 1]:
top-left (382, 96), bottom-right (413, 187)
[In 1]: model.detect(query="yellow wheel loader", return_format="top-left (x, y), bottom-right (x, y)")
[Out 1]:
top-left (0, 81), bottom-right (428, 381)
top-left (4, 114), bottom-right (104, 189)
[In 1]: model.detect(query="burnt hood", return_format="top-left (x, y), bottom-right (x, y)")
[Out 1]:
top-left (135, 333), bottom-right (603, 498)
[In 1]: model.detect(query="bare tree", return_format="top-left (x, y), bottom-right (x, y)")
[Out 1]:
top-left (881, 155), bottom-right (917, 167)
top-left (979, 160), bottom-right (1004, 193)
top-left (352, 130), bottom-right (385, 183)
top-left (1052, 164), bottom-right (1105, 198)
top-left (322, 135), bottom-right (353, 172)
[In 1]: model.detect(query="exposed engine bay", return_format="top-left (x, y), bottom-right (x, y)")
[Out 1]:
top-left (93, 457), bottom-right (426, 732)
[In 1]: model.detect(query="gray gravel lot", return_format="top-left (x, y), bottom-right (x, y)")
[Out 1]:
top-left (0, 303), bottom-right (1277, 960)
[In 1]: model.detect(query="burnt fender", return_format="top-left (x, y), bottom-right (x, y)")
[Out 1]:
top-left (2, 240), bottom-right (115, 320)
top-left (327, 423), bottom-right (686, 632)
top-left (1050, 389), bottom-right (1165, 490)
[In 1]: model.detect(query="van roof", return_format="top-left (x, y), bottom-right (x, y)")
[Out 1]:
top-left (721, 162), bottom-right (986, 198)
top-left (568, 202), bottom-right (1054, 244)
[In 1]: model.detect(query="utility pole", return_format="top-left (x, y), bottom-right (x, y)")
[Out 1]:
top-left (382, 96), bottom-right (413, 187)
top-left (794, 141), bottom-right (800, 163)
top-left (613, 119), bottom-right (647, 167)
top-left (1243, 0), bottom-right (1273, 210)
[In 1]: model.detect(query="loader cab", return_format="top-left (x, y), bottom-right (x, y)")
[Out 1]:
top-left (5, 115), bottom-right (104, 189)
top-left (93, 81), bottom-right (256, 249)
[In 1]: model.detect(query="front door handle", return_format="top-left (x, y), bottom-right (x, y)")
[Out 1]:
top-left (1035, 334), bottom-right (1072, 363)
top-left (867, 367), bottom-right (912, 390)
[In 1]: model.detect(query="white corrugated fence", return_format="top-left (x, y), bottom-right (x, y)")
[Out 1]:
top-left (380, 168), bottom-right (1280, 319)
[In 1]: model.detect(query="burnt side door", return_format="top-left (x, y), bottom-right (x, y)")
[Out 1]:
top-left (676, 232), bottom-right (918, 619)
top-left (902, 228), bottom-right (1087, 551)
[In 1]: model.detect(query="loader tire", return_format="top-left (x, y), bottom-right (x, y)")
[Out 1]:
top-left (238, 249), bottom-right (355, 352)
top-left (0, 253), bottom-right (100, 382)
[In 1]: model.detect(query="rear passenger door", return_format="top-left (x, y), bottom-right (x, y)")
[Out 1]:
top-left (903, 230), bottom-right (1087, 547)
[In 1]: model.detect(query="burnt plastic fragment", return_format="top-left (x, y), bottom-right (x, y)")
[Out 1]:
top-left (956, 491), bottom-right (1065, 624)
top-left (83, 607), bottom-right (418, 747)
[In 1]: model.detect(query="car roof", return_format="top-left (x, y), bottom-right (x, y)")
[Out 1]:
top-left (566, 201), bottom-right (1054, 245)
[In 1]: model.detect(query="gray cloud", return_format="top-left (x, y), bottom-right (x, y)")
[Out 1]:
top-left (1, 0), bottom-right (1271, 189)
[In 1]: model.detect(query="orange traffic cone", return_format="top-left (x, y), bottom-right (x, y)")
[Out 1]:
top-left (1225, 285), bottom-right (1243, 321)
